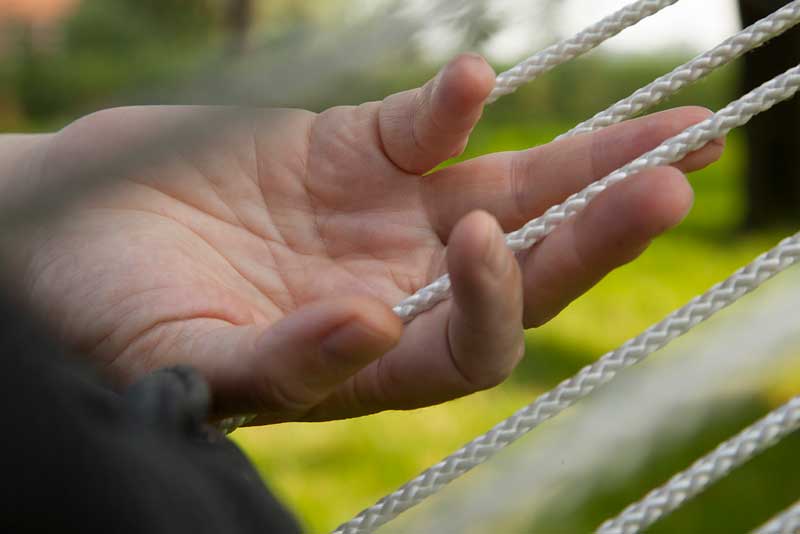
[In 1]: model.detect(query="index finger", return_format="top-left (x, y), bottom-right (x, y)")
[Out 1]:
top-left (421, 107), bottom-right (724, 240)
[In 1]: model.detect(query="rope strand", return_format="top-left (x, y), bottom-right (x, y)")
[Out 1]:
top-left (335, 231), bottom-right (800, 534)
top-left (752, 500), bottom-right (800, 534)
top-left (488, 0), bottom-right (680, 103)
top-left (393, 0), bottom-right (800, 321)
top-left (215, 4), bottom-right (800, 531)
top-left (596, 397), bottom-right (800, 534)
top-left (225, 0), bottom-right (800, 432)
top-left (336, 63), bottom-right (800, 533)
top-left (393, 64), bottom-right (800, 320)
top-left (561, 0), bottom-right (800, 139)
top-left (218, 0), bottom-right (688, 432)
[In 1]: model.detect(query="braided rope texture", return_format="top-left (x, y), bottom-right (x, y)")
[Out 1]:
top-left (393, 64), bottom-right (800, 321)
top-left (222, 0), bottom-right (800, 434)
top-left (218, 0), bottom-right (685, 434)
top-left (392, 2), bottom-right (800, 322)
top-left (487, 0), bottom-right (679, 104)
top-left (597, 397), bottom-right (800, 534)
top-left (334, 232), bottom-right (800, 534)
top-left (218, 414), bottom-right (254, 434)
top-left (562, 0), bottom-right (800, 139)
top-left (752, 500), bottom-right (800, 534)
top-left (217, 6), bottom-right (800, 531)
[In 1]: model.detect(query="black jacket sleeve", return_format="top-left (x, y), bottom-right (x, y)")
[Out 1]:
top-left (0, 291), bottom-right (301, 534)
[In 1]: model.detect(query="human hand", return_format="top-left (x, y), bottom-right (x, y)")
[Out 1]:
top-left (13, 54), bottom-right (723, 423)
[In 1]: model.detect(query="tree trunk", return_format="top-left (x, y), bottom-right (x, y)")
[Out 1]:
top-left (225, 0), bottom-right (254, 57)
top-left (739, 0), bottom-right (800, 228)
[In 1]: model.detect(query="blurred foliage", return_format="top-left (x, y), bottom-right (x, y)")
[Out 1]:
top-left (5, 0), bottom-right (221, 125)
top-left (65, 0), bottom-right (217, 53)
top-left (1, 0), bottom-right (737, 128)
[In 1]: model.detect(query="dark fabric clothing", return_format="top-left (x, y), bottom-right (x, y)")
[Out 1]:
top-left (0, 292), bottom-right (301, 534)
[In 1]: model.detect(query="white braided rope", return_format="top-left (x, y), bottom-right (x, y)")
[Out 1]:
top-left (393, 4), bottom-right (800, 322)
top-left (223, 9), bottom-right (800, 531)
top-left (752, 500), bottom-right (800, 534)
top-left (334, 232), bottom-right (800, 534)
top-left (222, 0), bottom-right (800, 433)
top-left (335, 2), bottom-right (800, 534)
top-left (487, 0), bottom-right (680, 104)
top-left (561, 0), bottom-right (800, 139)
top-left (393, 64), bottom-right (800, 321)
top-left (597, 397), bottom-right (800, 534)
top-left (334, 65), bottom-right (800, 534)
top-left (218, 414), bottom-right (254, 434)
top-left (216, 0), bottom-right (677, 435)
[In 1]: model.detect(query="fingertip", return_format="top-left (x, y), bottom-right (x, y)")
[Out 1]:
top-left (255, 296), bottom-right (402, 358)
top-left (677, 105), bottom-right (714, 123)
top-left (447, 210), bottom-right (504, 280)
top-left (378, 54), bottom-right (494, 174)
top-left (576, 166), bottom-right (694, 268)
top-left (243, 297), bottom-right (403, 420)
top-left (675, 133), bottom-right (727, 173)
top-left (639, 106), bottom-right (710, 145)
top-left (344, 296), bottom-right (404, 352)
top-left (448, 210), bottom-right (522, 323)
top-left (669, 106), bottom-right (726, 172)
top-left (442, 53), bottom-right (496, 98)
top-left (435, 53), bottom-right (496, 128)
top-left (446, 210), bottom-right (525, 391)
top-left (630, 167), bottom-right (694, 234)
top-left (517, 166), bottom-right (693, 329)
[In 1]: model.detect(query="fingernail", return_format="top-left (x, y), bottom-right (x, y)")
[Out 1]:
top-left (321, 319), bottom-right (395, 364)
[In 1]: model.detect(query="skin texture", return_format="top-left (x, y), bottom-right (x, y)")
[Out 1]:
top-left (6, 54), bottom-right (724, 423)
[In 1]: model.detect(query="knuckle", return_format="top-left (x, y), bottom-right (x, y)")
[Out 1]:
top-left (508, 152), bottom-right (531, 226)
top-left (454, 336), bottom-right (523, 392)
top-left (252, 377), bottom-right (314, 421)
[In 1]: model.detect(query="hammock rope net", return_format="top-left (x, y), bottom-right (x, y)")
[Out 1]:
top-left (225, 1), bottom-right (800, 532)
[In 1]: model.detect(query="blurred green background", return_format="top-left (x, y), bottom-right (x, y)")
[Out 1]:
top-left (2, 1), bottom-right (800, 532)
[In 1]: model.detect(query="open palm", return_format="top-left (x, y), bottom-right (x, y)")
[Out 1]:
top-left (21, 55), bottom-right (722, 423)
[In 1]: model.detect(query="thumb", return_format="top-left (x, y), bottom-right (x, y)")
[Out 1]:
top-left (198, 297), bottom-right (403, 423)
top-left (378, 53), bottom-right (495, 175)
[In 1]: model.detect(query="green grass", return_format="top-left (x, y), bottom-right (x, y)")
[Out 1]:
top-left (233, 117), bottom-right (799, 532)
